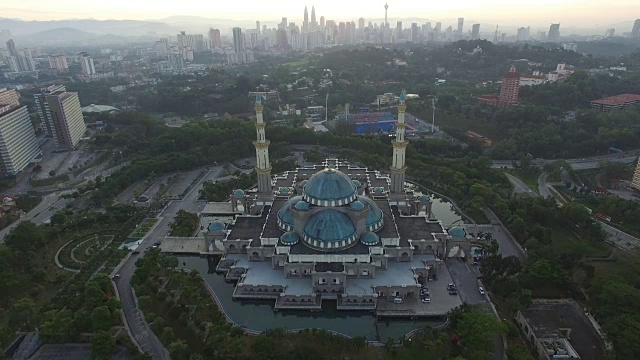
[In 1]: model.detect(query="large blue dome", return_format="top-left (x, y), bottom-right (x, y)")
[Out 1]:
top-left (302, 168), bottom-right (358, 206)
top-left (303, 209), bottom-right (357, 250)
top-left (357, 196), bottom-right (384, 231)
top-left (277, 195), bottom-right (303, 231)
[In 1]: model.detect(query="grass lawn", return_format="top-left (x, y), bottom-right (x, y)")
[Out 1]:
top-left (129, 218), bottom-right (159, 239)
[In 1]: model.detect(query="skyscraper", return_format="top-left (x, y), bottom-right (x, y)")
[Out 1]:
top-left (516, 27), bottom-right (530, 41)
top-left (44, 88), bottom-right (87, 150)
top-left (358, 18), bottom-right (365, 29)
top-left (457, 18), bottom-right (464, 39)
top-left (632, 19), bottom-right (640, 37)
top-left (396, 21), bottom-right (403, 41)
top-left (256, 21), bottom-right (261, 34)
top-left (0, 88), bottom-right (40, 176)
top-left (604, 28), bottom-right (615, 38)
top-left (6, 39), bottom-right (17, 56)
top-left (5, 39), bottom-right (35, 72)
top-left (311, 6), bottom-right (317, 30)
top-left (471, 24), bottom-right (480, 39)
top-left (320, 16), bottom-right (325, 28)
top-left (499, 66), bottom-right (520, 107)
top-left (410, 23), bottom-right (419, 42)
top-left (303, 6), bottom-right (309, 32)
top-left (232, 27), bottom-right (244, 53)
top-left (548, 23), bottom-right (560, 42)
top-left (209, 28), bottom-right (222, 48)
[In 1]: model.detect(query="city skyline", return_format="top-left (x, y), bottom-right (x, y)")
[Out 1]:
top-left (2, 0), bottom-right (640, 28)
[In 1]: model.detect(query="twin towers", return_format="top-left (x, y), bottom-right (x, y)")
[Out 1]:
top-left (253, 90), bottom-right (409, 197)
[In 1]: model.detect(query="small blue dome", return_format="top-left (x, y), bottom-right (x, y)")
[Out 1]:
top-left (357, 196), bottom-right (384, 228)
top-left (373, 187), bottom-right (384, 194)
top-left (208, 221), bottom-right (225, 232)
top-left (233, 189), bottom-right (245, 197)
top-left (280, 232), bottom-right (299, 245)
top-left (303, 168), bottom-right (357, 205)
top-left (304, 209), bottom-right (356, 243)
top-left (350, 200), bottom-right (365, 211)
top-left (400, 89), bottom-right (407, 101)
top-left (419, 195), bottom-right (431, 203)
top-left (255, 93), bottom-right (262, 104)
top-left (448, 226), bottom-right (466, 238)
top-left (277, 195), bottom-right (303, 229)
top-left (295, 200), bottom-right (309, 211)
top-left (279, 187), bottom-right (290, 194)
top-left (361, 232), bottom-right (380, 245)
top-left (352, 180), bottom-right (361, 188)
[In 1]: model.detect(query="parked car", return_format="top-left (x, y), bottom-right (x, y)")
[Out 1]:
top-left (112, 274), bottom-right (120, 279)
top-left (479, 287), bottom-right (485, 295)
top-left (393, 297), bottom-right (404, 304)
top-left (132, 250), bottom-right (140, 255)
top-left (421, 297), bottom-right (431, 303)
top-left (447, 283), bottom-right (456, 290)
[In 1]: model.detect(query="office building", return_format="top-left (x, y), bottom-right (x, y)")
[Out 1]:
top-left (79, 52), bottom-right (96, 75)
top-left (548, 23), bottom-right (560, 42)
top-left (226, 51), bottom-right (255, 65)
top-left (604, 28), bottom-right (615, 38)
top-left (34, 86), bottom-right (86, 150)
top-left (471, 24), bottom-right (480, 39)
top-left (48, 55), bottom-right (68, 71)
top-left (209, 28), bottom-right (222, 48)
top-left (256, 21), bottom-right (261, 34)
top-left (303, 6), bottom-right (309, 32)
top-left (517, 27), bottom-right (530, 42)
top-left (358, 18), bottom-right (365, 30)
top-left (632, 19), bottom-right (640, 37)
top-left (0, 88), bottom-right (41, 176)
top-left (457, 18), bottom-right (464, 39)
top-left (396, 21), bottom-right (403, 41)
top-left (410, 23), bottom-right (419, 42)
top-left (232, 27), bottom-right (244, 53)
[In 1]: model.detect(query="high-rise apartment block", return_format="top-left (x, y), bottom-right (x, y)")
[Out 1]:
top-left (471, 24), bottom-right (480, 39)
top-left (4, 39), bottom-right (35, 73)
top-left (208, 28), bottom-right (222, 48)
top-left (632, 19), bottom-right (640, 37)
top-left (79, 52), bottom-right (96, 75)
top-left (0, 88), bottom-right (41, 176)
top-left (48, 55), bottom-right (68, 71)
top-left (34, 85), bottom-right (86, 150)
top-left (548, 23), bottom-right (560, 42)
top-left (232, 27), bottom-right (244, 53)
top-left (499, 66), bottom-right (520, 106)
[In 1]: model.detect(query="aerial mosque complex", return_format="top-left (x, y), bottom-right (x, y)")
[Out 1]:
top-left (202, 91), bottom-right (470, 316)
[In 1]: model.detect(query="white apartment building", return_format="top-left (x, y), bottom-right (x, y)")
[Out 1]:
top-left (0, 89), bottom-right (40, 176)
top-left (80, 53), bottom-right (96, 75)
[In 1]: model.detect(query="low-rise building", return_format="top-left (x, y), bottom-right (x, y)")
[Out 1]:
top-left (590, 94), bottom-right (640, 112)
top-left (515, 300), bottom-right (605, 360)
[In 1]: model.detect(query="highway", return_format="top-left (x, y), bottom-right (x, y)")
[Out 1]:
top-left (505, 174), bottom-right (537, 197)
top-left (113, 165), bottom-right (223, 359)
top-left (0, 192), bottom-right (73, 243)
top-left (492, 150), bottom-right (638, 170)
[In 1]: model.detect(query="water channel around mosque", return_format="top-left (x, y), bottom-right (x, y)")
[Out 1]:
top-left (176, 191), bottom-right (463, 341)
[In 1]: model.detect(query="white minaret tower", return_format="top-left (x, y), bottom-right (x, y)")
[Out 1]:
top-left (254, 94), bottom-right (272, 195)
top-left (390, 89), bottom-right (408, 194)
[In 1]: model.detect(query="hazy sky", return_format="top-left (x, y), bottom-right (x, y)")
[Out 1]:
top-left (2, 0), bottom-right (639, 27)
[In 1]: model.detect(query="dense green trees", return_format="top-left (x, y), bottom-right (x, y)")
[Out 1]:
top-left (169, 210), bottom-right (200, 237)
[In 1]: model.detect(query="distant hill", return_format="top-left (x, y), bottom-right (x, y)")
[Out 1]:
top-left (28, 27), bottom-right (96, 42)
top-left (0, 18), bottom-right (178, 36)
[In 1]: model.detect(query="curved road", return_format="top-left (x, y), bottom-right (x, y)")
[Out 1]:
top-left (114, 165), bottom-right (224, 359)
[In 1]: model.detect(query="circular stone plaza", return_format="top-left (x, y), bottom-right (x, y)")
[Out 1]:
top-left (178, 91), bottom-right (473, 318)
